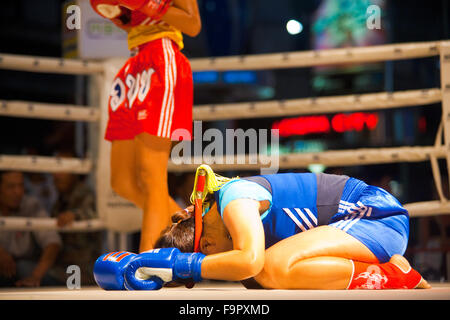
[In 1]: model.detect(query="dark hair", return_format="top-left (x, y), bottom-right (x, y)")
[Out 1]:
top-left (155, 208), bottom-right (196, 253)
top-left (156, 193), bottom-right (217, 252)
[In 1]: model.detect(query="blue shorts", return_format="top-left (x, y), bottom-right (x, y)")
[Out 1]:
top-left (329, 179), bottom-right (409, 263)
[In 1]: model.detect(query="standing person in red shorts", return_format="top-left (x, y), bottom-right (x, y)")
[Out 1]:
top-left (90, 0), bottom-right (201, 252)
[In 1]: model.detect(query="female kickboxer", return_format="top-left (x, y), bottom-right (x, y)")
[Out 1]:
top-left (94, 164), bottom-right (431, 290)
top-left (150, 164), bottom-right (431, 290)
top-left (90, 0), bottom-right (201, 252)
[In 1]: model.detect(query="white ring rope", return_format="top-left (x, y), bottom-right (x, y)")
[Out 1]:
top-left (189, 41), bottom-right (441, 71)
top-left (0, 100), bottom-right (100, 122)
top-left (0, 217), bottom-right (104, 232)
top-left (0, 53), bottom-right (103, 75)
top-left (0, 155), bottom-right (93, 174)
top-left (167, 145), bottom-right (448, 172)
top-left (193, 88), bottom-right (441, 121)
top-left (0, 41), bottom-right (441, 74)
top-left (0, 40), bottom-right (448, 231)
top-left (0, 90), bottom-right (439, 123)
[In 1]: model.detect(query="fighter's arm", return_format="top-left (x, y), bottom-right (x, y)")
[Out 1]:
top-left (128, 0), bottom-right (201, 36)
top-left (116, 198), bottom-right (266, 290)
top-left (89, 0), bottom-right (133, 31)
top-left (160, 0), bottom-right (201, 37)
top-left (96, 0), bottom-right (202, 36)
top-left (200, 199), bottom-right (266, 281)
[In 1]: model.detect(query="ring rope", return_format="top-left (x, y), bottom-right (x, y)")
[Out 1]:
top-left (430, 123), bottom-right (447, 203)
top-left (0, 155), bottom-right (93, 174)
top-left (189, 41), bottom-right (441, 71)
top-left (0, 41), bottom-right (442, 74)
top-left (193, 88), bottom-right (441, 121)
top-left (0, 90), bottom-right (439, 123)
top-left (0, 100), bottom-right (100, 122)
top-left (0, 53), bottom-right (103, 75)
top-left (0, 217), bottom-right (104, 232)
top-left (168, 145), bottom-right (447, 172)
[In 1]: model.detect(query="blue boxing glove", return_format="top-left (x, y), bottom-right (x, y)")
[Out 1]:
top-left (124, 248), bottom-right (205, 290)
top-left (93, 251), bottom-right (137, 290)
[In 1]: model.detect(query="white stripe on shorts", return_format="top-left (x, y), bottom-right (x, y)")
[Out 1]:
top-left (334, 201), bottom-right (370, 232)
top-left (163, 38), bottom-right (176, 138)
top-left (334, 201), bottom-right (360, 228)
top-left (157, 38), bottom-right (176, 139)
top-left (341, 206), bottom-right (367, 232)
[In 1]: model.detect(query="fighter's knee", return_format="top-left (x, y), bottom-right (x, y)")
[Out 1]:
top-left (262, 251), bottom-right (290, 281)
top-left (137, 166), bottom-right (166, 190)
top-left (253, 254), bottom-right (289, 289)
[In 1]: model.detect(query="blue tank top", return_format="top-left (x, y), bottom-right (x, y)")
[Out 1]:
top-left (214, 173), bottom-right (406, 249)
top-left (215, 173), bottom-right (328, 248)
top-left (259, 173), bottom-right (318, 248)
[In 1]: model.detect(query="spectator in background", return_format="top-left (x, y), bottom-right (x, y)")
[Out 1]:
top-left (0, 171), bottom-right (62, 287)
top-left (50, 150), bottom-right (101, 286)
top-left (24, 171), bottom-right (57, 214)
top-left (22, 147), bottom-right (58, 213)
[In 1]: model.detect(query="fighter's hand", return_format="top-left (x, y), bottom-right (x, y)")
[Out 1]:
top-left (124, 248), bottom-right (205, 290)
top-left (116, 0), bottom-right (147, 10)
top-left (118, 0), bottom-right (172, 20)
top-left (90, 0), bottom-right (122, 19)
top-left (93, 251), bottom-right (138, 290)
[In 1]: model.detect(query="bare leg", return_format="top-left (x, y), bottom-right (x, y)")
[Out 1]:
top-left (254, 226), bottom-right (378, 289)
top-left (135, 133), bottom-right (173, 252)
top-left (254, 226), bottom-right (429, 289)
top-left (110, 138), bottom-right (182, 250)
top-left (111, 140), bottom-right (183, 211)
top-left (110, 140), bottom-right (145, 209)
top-left (168, 194), bottom-right (182, 215)
top-left (261, 256), bottom-right (355, 289)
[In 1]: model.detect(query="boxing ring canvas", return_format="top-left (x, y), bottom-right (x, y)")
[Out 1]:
top-left (1, 40), bottom-right (450, 299)
top-left (1, 281), bottom-right (450, 300)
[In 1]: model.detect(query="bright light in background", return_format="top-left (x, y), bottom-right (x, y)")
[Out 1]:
top-left (286, 19), bottom-right (303, 35)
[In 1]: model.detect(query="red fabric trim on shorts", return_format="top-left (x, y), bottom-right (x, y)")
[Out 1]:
top-left (104, 38), bottom-right (193, 142)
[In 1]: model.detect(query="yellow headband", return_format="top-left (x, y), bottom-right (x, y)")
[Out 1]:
top-left (189, 164), bottom-right (238, 205)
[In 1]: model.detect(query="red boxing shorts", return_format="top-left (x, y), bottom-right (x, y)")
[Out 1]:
top-left (105, 37), bottom-right (193, 141)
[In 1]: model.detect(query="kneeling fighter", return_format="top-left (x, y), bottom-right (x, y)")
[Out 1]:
top-left (94, 165), bottom-right (431, 290)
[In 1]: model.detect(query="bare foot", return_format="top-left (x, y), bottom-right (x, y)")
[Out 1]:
top-left (389, 255), bottom-right (431, 289)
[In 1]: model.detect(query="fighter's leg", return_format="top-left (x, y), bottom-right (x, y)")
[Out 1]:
top-left (110, 139), bottom-right (145, 209)
top-left (135, 132), bottom-right (173, 252)
top-left (254, 225), bottom-right (377, 289)
top-left (168, 195), bottom-right (182, 215)
top-left (254, 226), bottom-right (429, 289)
